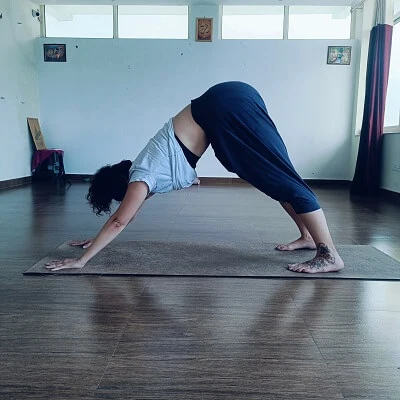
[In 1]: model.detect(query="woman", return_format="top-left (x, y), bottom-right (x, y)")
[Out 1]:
top-left (46, 81), bottom-right (344, 274)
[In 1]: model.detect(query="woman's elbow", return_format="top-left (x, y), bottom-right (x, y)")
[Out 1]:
top-left (109, 216), bottom-right (131, 230)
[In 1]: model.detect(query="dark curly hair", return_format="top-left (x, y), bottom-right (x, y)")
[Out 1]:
top-left (86, 160), bottom-right (132, 216)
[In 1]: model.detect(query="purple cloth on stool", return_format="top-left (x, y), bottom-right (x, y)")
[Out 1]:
top-left (32, 149), bottom-right (64, 171)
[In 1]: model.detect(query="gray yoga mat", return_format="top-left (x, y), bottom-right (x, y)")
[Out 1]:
top-left (23, 241), bottom-right (400, 280)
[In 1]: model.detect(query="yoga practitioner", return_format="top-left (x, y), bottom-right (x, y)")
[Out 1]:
top-left (46, 81), bottom-right (344, 274)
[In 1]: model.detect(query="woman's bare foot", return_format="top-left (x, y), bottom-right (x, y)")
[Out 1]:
top-left (288, 243), bottom-right (344, 273)
top-left (275, 237), bottom-right (316, 251)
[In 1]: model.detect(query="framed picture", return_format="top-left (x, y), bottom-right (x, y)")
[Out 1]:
top-left (44, 44), bottom-right (66, 62)
top-left (27, 118), bottom-right (46, 150)
top-left (196, 18), bottom-right (213, 42)
top-left (327, 46), bottom-right (351, 65)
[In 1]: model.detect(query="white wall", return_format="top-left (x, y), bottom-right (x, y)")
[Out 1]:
top-left (0, 0), bottom-right (41, 181)
top-left (37, 35), bottom-right (358, 179)
top-left (382, 134), bottom-right (400, 193)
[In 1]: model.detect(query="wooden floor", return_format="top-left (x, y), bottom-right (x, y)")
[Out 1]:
top-left (1, 181), bottom-right (400, 399)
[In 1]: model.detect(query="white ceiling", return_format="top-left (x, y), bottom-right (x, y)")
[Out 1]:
top-left (29, 1), bottom-right (362, 7)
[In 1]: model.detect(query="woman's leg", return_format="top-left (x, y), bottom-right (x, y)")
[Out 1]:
top-left (196, 88), bottom-right (343, 273)
top-left (275, 202), bottom-right (316, 251)
top-left (287, 208), bottom-right (344, 273)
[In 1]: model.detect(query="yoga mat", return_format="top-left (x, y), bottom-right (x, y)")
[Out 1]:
top-left (23, 241), bottom-right (400, 280)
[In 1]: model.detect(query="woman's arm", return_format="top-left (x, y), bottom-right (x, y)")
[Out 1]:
top-left (45, 181), bottom-right (149, 271)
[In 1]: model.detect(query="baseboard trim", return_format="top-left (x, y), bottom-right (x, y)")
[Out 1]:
top-left (65, 174), bottom-right (92, 182)
top-left (64, 175), bottom-right (398, 195)
top-left (65, 175), bottom-right (252, 185)
top-left (2, 176), bottom-right (398, 203)
top-left (304, 179), bottom-right (351, 188)
top-left (198, 178), bottom-right (352, 188)
top-left (0, 176), bottom-right (32, 190)
top-left (380, 188), bottom-right (400, 202)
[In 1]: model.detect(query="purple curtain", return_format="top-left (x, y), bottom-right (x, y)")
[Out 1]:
top-left (351, 23), bottom-right (393, 196)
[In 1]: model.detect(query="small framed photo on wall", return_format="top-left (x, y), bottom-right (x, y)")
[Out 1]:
top-left (196, 18), bottom-right (213, 42)
top-left (44, 44), bottom-right (66, 62)
top-left (327, 46), bottom-right (351, 65)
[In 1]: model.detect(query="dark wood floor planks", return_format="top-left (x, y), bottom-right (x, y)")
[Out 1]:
top-left (0, 182), bottom-right (399, 399)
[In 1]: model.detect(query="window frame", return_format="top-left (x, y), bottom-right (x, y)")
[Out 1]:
top-left (43, 4), bottom-right (355, 41)
top-left (221, 5), bottom-right (285, 40)
top-left (43, 5), bottom-right (189, 39)
top-left (44, 4), bottom-right (114, 39)
top-left (221, 5), bottom-right (353, 41)
top-left (384, 13), bottom-right (400, 134)
top-left (287, 5), bottom-right (352, 40)
top-left (117, 5), bottom-right (189, 39)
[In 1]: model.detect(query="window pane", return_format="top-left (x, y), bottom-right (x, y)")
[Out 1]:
top-left (45, 5), bottom-right (113, 38)
top-left (395, 0), bottom-right (400, 15)
top-left (118, 6), bottom-right (188, 39)
top-left (222, 6), bottom-right (284, 39)
top-left (289, 6), bottom-right (351, 39)
top-left (385, 23), bottom-right (400, 127)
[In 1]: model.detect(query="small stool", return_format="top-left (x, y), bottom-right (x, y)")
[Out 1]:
top-left (32, 149), bottom-right (66, 184)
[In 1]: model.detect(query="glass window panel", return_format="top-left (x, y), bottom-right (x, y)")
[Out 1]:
top-left (45, 5), bottom-right (113, 38)
top-left (289, 6), bottom-right (351, 39)
top-left (395, 0), bottom-right (400, 16)
top-left (222, 6), bottom-right (284, 39)
top-left (118, 6), bottom-right (188, 39)
top-left (385, 22), bottom-right (400, 127)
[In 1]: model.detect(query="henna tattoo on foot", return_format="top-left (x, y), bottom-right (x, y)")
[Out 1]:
top-left (288, 242), bottom-right (344, 273)
top-left (316, 243), bottom-right (335, 263)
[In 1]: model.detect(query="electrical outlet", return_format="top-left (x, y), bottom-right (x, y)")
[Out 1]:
top-left (392, 162), bottom-right (400, 172)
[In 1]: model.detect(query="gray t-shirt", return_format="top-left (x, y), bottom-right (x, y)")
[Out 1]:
top-left (129, 118), bottom-right (197, 194)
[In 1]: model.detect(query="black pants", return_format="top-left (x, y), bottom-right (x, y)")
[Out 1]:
top-left (191, 81), bottom-right (320, 214)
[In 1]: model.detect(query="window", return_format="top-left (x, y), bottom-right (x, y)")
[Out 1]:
top-left (118, 6), bottom-right (188, 39)
top-left (384, 21), bottom-right (400, 129)
top-left (222, 6), bottom-right (284, 39)
top-left (45, 5), bottom-right (113, 38)
top-left (288, 6), bottom-right (351, 39)
top-left (395, 0), bottom-right (400, 15)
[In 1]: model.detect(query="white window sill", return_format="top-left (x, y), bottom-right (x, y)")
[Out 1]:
top-left (384, 126), bottom-right (400, 134)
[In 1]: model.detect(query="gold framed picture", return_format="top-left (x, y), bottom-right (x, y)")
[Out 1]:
top-left (196, 17), bottom-right (213, 42)
top-left (27, 118), bottom-right (47, 150)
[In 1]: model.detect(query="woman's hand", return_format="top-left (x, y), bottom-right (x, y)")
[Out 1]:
top-left (45, 258), bottom-right (85, 271)
top-left (47, 182), bottom-right (148, 272)
top-left (69, 239), bottom-right (93, 248)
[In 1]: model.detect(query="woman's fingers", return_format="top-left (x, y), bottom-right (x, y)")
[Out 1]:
top-left (69, 239), bottom-right (92, 248)
top-left (45, 264), bottom-right (64, 271)
top-left (45, 260), bottom-right (63, 268)
top-left (44, 258), bottom-right (83, 271)
top-left (69, 239), bottom-right (87, 246)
